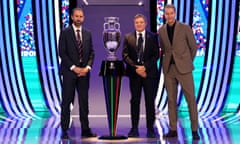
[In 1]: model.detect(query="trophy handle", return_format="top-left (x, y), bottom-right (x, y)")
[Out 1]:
top-left (104, 23), bottom-right (109, 31)
top-left (114, 23), bottom-right (120, 30)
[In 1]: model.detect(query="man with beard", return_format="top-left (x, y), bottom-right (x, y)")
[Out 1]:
top-left (58, 7), bottom-right (96, 139)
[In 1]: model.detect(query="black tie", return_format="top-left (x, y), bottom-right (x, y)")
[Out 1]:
top-left (137, 33), bottom-right (143, 64)
top-left (76, 30), bottom-right (83, 62)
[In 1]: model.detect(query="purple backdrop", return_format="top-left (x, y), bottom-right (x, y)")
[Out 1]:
top-left (71, 1), bottom-right (151, 118)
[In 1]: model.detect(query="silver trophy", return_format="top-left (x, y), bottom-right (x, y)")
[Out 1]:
top-left (103, 17), bottom-right (121, 61)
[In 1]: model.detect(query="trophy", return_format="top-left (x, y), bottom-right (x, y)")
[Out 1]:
top-left (99, 17), bottom-right (126, 139)
top-left (103, 17), bottom-right (121, 61)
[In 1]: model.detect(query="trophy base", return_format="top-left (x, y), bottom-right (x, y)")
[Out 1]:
top-left (106, 51), bottom-right (118, 61)
top-left (107, 56), bottom-right (118, 61)
top-left (98, 135), bottom-right (128, 140)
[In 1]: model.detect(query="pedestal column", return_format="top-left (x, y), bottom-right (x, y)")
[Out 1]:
top-left (99, 60), bottom-right (127, 139)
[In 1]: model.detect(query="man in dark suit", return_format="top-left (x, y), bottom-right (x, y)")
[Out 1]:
top-left (122, 14), bottom-right (159, 138)
top-left (158, 4), bottom-right (200, 140)
top-left (58, 7), bottom-right (96, 139)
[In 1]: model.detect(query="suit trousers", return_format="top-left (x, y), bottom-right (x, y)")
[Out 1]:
top-left (164, 64), bottom-right (198, 131)
top-left (129, 76), bottom-right (156, 130)
top-left (61, 71), bottom-right (90, 132)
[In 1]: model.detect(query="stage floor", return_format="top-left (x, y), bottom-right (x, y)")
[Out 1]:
top-left (0, 112), bottom-right (239, 144)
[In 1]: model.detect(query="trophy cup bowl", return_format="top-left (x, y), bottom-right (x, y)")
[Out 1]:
top-left (103, 17), bottom-right (121, 61)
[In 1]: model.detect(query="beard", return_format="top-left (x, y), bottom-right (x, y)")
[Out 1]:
top-left (73, 21), bottom-right (82, 27)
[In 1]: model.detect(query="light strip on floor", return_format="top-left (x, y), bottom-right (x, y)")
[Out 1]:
top-left (2, 0), bottom-right (26, 118)
top-left (198, 0), bottom-right (217, 114)
top-left (35, 0), bottom-right (58, 115)
top-left (47, 0), bottom-right (62, 112)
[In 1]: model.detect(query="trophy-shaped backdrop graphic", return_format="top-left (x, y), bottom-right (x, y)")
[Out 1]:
top-left (103, 17), bottom-right (121, 61)
top-left (99, 17), bottom-right (126, 139)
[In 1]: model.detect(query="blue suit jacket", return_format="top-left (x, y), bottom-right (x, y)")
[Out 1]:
top-left (122, 31), bottom-right (159, 78)
top-left (58, 26), bottom-right (94, 75)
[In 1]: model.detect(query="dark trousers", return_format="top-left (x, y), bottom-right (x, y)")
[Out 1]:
top-left (129, 76), bottom-right (157, 130)
top-left (61, 72), bottom-right (90, 132)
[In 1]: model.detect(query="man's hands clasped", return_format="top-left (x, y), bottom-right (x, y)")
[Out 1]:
top-left (136, 65), bottom-right (147, 78)
top-left (73, 66), bottom-right (89, 77)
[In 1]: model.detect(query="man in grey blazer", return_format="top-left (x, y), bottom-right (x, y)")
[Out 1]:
top-left (158, 4), bottom-right (200, 140)
top-left (58, 8), bottom-right (96, 139)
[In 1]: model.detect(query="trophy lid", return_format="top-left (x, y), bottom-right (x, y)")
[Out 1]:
top-left (104, 17), bottom-right (119, 23)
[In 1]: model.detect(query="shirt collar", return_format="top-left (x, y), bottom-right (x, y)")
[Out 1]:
top-left (167, 21), bottom-right (176, 28)
top-left (72, 24), bottom-right (82, 32)
top-left (136, 30), bottom-right (146, 37)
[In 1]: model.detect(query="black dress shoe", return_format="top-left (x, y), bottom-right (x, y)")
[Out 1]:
top-left (147, 129), bottom-right (156, 138)
top-left (61, 131), bottom-right (69, 139)
top-left (192, 131), bottom-right (200, 140)
top-left (81, 129), bottom-right (97, 138)
top-left (128, 128), bottom-right (139, 137)
top-left (163, 130), bottom-right (177, 138)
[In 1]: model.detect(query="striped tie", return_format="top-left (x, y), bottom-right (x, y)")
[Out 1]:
top-left (76, 29), bottom-right (83, 62)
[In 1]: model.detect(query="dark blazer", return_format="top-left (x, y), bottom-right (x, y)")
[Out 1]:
top-left (59, 26), bottom-right (94, 75)
top-left (158, 22), bottom-right (197, 74)
top-left (122, 31), bottom-right (159, 78)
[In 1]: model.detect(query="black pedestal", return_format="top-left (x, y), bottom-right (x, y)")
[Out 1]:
top-left (98, 135), bottom-right (127, 140)
top-left (99, 60), bottom-right (127, 140)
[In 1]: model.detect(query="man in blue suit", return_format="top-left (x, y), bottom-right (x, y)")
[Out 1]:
top-left (122, 14), bottom-right (159, 138)
top-left (58, 7), bottom-right (96, 139)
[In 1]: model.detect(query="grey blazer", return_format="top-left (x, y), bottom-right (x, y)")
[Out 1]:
top-left (158, 21), bottom-right (197, 74)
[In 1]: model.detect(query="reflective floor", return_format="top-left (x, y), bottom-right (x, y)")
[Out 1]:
top-left (0, 112), bottom-right (239, 144)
